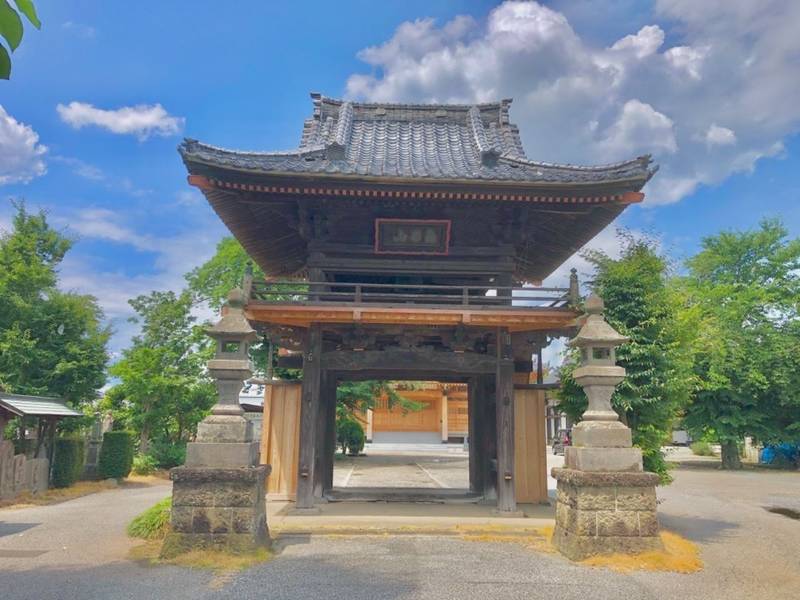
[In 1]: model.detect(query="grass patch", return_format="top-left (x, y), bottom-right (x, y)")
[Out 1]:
top-left (128, 497), bottom-right (172, 540)
top-left (581, 531), bottom-right (703, 573)
top-left (690, 441), bottom-right (715, 457)
top-left (0, 479), bottom-right (119, 509)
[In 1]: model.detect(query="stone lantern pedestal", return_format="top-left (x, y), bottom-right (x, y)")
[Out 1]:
top-left (163, 289), bottom-right (270, 557)
top-left (552, 295), bottom-right (662, 560)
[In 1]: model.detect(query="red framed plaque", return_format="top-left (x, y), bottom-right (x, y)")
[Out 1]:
top-left (374, 219), bottom-right (451, 255)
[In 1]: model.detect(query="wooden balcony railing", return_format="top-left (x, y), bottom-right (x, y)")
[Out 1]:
top-left (247, 280), bottom-right (578, 309)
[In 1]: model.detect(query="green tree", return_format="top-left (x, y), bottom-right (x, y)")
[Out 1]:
top-left (0, 202), bottom-right (109, 406)
top-left (186, 237), bottom-right (263, 311)
top-left (105, 290), bottom-right (215, 454)
top-left (0, 0), bottom-right (41, 79)
top-left (682, 219), bottom-right (800, 468)
top-left (558, 233), bottom-right (692, 482)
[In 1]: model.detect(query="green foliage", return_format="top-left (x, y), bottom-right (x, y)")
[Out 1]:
top-left (51, 437), bottom-right (85, 488)
top-left (558, 232), bottom-right (691, 483)
top-left (0, 0), bottom-right (40, 79)
top-left (690, 441), bottom-right (714, 457)
top-left (185, 237), bottom-right (264, 311)
top-left (104, 290), bottom-right (215, 453)
top-left (336, 418), bottom-right (365, 456)
top-left (147, 441), bottom-right (186, 469)
top-left (0, 202), bottom-right (109, 407)
top-left (127, 498), bottom-right (172, 540)
top-left (336, 380), bottom-right (422, 419)
top-left (132, 453), bottom-right (158, 475)
top-left (682, 219), bottom-right (800, 468)
top-left (98, 431), bottom-right (134, 479)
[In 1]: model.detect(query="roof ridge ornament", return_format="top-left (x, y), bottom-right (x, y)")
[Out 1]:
top-left (468, 105), bottom-right (501, 166)
top-left (326, 101), bottom-right (353, 160)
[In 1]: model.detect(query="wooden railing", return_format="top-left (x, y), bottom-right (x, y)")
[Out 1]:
top-left (247, 280), bottom-right (577, 309)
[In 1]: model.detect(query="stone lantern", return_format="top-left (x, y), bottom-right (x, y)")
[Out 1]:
top-left (164, 288), bottom-right (270, 557)
top-left (552, 294), bottom-right (662, 560)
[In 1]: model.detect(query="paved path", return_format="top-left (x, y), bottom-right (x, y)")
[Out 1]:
top-left (1, 460), bottom-right (799, 599)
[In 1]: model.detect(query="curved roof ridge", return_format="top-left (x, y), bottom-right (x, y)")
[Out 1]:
top-left (181, 138), bottom-right (322, 158)
top-left (499, 153), bottom-right (655, 173)
top-left (311, 92), bottom-right (513, 113)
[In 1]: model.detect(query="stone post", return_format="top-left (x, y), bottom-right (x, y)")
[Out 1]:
top-left (163, 289), bottom-right (270, 557)
top-left (552, 294), bottom-right (662, 560)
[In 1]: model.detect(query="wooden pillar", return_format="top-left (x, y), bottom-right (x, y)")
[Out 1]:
top-left (314, 371), bottom-right (336, 499)
top-left (296, 325), bottom-right (322, 509)
top-left (440, 388), bottom-right (449, 443)
top-left (495, 327), bottom-right (517, 513)
top-left (322, 373), bottom-right (337, 494)
top-left (480, 374), bottom-right (497, 500)
top-left (366, 409), bottom-right (373, 442)
top-left (467, 377), bottom-right (482, 493)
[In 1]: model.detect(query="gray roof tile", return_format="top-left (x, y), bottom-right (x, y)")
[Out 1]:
top-left (180, 94), bottom-right (657, 186)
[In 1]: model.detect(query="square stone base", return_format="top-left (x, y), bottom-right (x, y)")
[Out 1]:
top-left (551, 468), bottom-right (663, 560)
top-left (164, 465), bottom-right (270, 558)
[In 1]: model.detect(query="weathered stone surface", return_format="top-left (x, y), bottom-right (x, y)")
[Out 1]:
top-left (571, 422), bottom-right (632, 448)
top-left (553, 526), bottom-right (663, 561)
top-left (552, 468), bottom-right (660, 487)
top-left (195, 415), bottom-right (253, 444)
top-left (184, 441), bottom-right (259, 468)
top-left (565, 446), bottom-right (643, 472)
top-left (0, 440), bottom-right (15, 499)
top-left (168, 464), bottom-right (269, 554)
top-left (552, 473), bottom-right (661, 560)
top-left (13, 455), bottom-right (26, 493)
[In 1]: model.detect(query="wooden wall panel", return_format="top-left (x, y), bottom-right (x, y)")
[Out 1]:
top-left (447, 399), bottom-right (468, 435)
top-left (513, 388), bottom-right (548, 504)
top-left (261, 382), bottom-right (302, 500)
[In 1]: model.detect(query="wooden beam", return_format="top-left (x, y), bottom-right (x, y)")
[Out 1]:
top-left (296, 325), bottom-right (322, 509)
top-left (495, 327), bottom-right (517, 513)
top-left (322, 349), bottom-right (497, 374)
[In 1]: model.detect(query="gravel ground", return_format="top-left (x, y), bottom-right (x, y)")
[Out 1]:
top-left (1, 458), bottom-right (799, 600)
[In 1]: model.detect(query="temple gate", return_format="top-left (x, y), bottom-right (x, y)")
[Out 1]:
top-left (178, 93), bottom-right (654, 517)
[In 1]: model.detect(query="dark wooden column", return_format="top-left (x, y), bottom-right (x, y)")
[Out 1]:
top-left (296, 324), bottom-right (322, 509)
top-left (480, 374), bottom-right (497, 500)
top-left (313, 370), bottom-right (336, 499)
top-left (495, 327), bottom-right (517, 513)
top-left (320, 372), bottom-right (338, 496)
top-left (467, 376), bottom-right (482, 494)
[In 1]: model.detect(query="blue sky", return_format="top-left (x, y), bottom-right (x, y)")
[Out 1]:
top-left (2, 1), bottom-right (799, 359)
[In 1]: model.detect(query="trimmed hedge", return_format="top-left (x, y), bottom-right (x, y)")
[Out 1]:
top-left (98, 431), bottom-right (134, 479)
top-left (52, 437), bottom-right (85, 488)
top-left (337, 418), bottom-right (365, 456)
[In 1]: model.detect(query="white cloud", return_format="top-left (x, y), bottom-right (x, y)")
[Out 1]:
top-left (56, 102), bottom-right (184, 140)
top-left (51, 156), bottom-right (105, 181)
top-left (704, 124), bottom-right (737, 147)
top-left (0, 105), bottom-right (47, 185)
top-left (345, 0), bottom-right (800, 205)
top-left (66, 208), bottom-right (158, 252)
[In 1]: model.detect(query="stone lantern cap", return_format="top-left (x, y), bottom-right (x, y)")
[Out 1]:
top-left (206, 288), bottom-right (258, 342)
top-left (568, 294), bottom-right (629, 348)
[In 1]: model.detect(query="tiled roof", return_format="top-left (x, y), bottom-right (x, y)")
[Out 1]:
top-left (180, 94), bottom-right (657, 186)
top-left (0, 393), bottom-right (82, 417)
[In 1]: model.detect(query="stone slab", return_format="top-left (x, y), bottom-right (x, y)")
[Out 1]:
top-left (552, 525), bottom-right (663, 561)
top-left (571, 422), bottom-right (632, 448)
top-left (564, 446), bottom-right (642, 472)
top-left (185, 441), bottom-right (259, 468)
top-left (196, 415), bottom-right (253, 443)
top-left (551, 468), bottom-right (660, 487)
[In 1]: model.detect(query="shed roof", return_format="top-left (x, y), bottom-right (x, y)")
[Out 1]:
top-left (0, 393), bottom-right (82, 418)
top-left (180, 94), bottom-right (656, 187)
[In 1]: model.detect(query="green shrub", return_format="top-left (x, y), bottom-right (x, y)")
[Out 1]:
top-left (148, 441), bottom-right (186, 469)
top-left (690, 441), bottom-right (714, 456)
top-left (51, 437), bottom-right (85, 488)
top-left (98, 431), bottom-right (134, 479)
top-left (337, 418), bottom-right (365, 456)
top-left (132, 453), bottom-right (158, 475)
top-left (127, 497), bottom-right (171, 540)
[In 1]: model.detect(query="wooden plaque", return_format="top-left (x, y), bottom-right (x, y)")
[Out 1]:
top-left (374, 218), bottom-right (451, 255)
